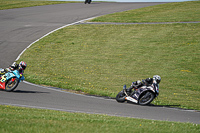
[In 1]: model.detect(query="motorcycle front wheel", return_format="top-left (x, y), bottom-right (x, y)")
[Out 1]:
top-left (5, 78), bottom-right (19, 92)
top-left (138, 91), bottom-right (155, 105)
top-left (116, 91), bottom-right (126, 103)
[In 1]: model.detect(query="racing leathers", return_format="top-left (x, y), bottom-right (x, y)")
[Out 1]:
top-left (126, 77), bottom-right (153, 93)
top-left (0, 62), bottom-right (25, 77)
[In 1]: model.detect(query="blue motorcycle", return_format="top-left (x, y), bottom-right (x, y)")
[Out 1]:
top-left (0, 69), bottom-right (25, 92)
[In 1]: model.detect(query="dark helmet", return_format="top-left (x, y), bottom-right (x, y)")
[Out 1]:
top-left (19, 61), bottom-right (27, 70)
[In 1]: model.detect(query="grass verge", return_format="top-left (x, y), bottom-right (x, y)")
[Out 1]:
top-left (0, 0), bottom-right (80, 10)
top-left (0, 105), bottom-right (199, 133)
top-left (91, 1), bottom-right (200, 23)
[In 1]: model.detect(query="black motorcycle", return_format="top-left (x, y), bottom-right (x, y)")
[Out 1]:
top-left (85, 0), bottom-right (92, 4)
top-left (116, 84), bottom-right (159, 105)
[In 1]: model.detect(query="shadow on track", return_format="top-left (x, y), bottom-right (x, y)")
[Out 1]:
top-left (13, 90), bottom-right (49, 94)
top-left (148, 104), bottom-right (182, 108)
top-left (148, 104), bottom-right (200, 112)
top-left (125, 101), bottom-right (184, 110)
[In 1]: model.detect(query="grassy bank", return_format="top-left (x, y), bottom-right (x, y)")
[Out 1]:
top-left (18, 1), bottom-right (200, 110)
top-left (0, 0), bottom-right (79, 10)
top-left (91, 1), bottom-right (200, 23)
top-left (0, 105), bottom-right (199, 133)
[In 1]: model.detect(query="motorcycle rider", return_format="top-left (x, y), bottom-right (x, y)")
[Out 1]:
top-left (126, 75), bottom-right (161, 93)
top-left (0, 61), bottom-right (27, 76)
top-left (85, 0), bottom-right (92, 4)
top-left (152, 75), bottom-right (161, 95)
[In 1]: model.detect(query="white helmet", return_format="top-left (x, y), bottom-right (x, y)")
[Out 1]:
top-left (153, 75), bottom-right (161, 84)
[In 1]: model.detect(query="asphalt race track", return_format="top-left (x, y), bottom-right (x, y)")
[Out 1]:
top-left (0, 2), bottom-right (199, 124)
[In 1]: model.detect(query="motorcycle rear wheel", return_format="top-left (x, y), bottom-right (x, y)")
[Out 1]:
top-left (5, 78), bottom-right (19, 92)
top-left (116, 91), bottom-right (126, 103)
top-left (138, 91), bottom-right (154, 105)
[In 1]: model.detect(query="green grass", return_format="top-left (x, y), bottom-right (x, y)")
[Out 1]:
top-left (0, 0), bottom-right (79, 10)
top-left (91, 1), bottom-right (200, 23)
top-left (0, 105), bottom-right (199, 133)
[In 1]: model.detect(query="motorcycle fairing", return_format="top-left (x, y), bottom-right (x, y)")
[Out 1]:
top-left (5, 70), bottom-right (23, 82)
top-left (12, 70), bottom-right (24, 82)
top-left (0, 70), bottom-right (22, 90)
top-left (131, 86), bottom-right (146, 101)
top-left (0, 82), bottom-right (5, 89)
top-left (5, 72), bottom-right (15, 80)
top-left (131, 86), bottom-right (155, 101)
top-left (0, 75), bottom-right (6, 89)
top-left (124, 87), bottom-right (146, 103)
top-left (125, 96), bottom-right (137, 103)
